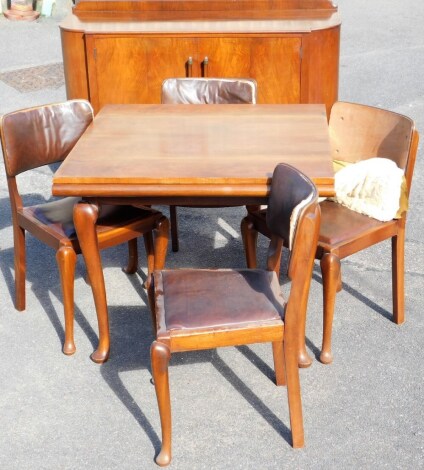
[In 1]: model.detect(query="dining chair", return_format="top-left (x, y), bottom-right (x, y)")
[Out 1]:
top-left (0, 100), bottom-right (169, 355)
top-left (241, 102), bottom-right (420, 365)
top-left (161, 77), bottom-right (257, 252)
top-left (149, 163), bottom-right (320, 466)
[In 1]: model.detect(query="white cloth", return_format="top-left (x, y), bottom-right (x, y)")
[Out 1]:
top-left (333, 157), bottom-right (404, 222)
top-left (289, 193), bottom-right (313, 249)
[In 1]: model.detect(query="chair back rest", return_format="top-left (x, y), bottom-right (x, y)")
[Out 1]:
top-left (161, 78), bottom-right (257, 104)
top-left (266, 163), bottom-right (318, 251)
top-left (329, 102), bottom-right (419, 192)
top-left (0, 100), bottom-right (93, 177)
top-left (266, 163), bottom-right (320, 329)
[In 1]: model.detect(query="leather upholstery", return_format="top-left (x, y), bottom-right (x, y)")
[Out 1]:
top-left (318, 199), bottom-right (394, 247)
top-left (266, 164), bottom-right (317, 243)
top-left (153, 164), bottom-right (319, 334)
top-left (253, 199), bottom-right (393, 249)
top-left (156, 269), bottom-right (285, 332)
top-left (0, 100), bottom-right (93, 177)
top-left (161, 78), bottom-right (257, 105)
top-left (24, 198), bottom-right (159, 239)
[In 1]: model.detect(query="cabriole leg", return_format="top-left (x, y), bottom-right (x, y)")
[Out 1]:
top-left (151, 341), bottom-right (172, 466)
top-left (74, 201), bottom-right (110, 363)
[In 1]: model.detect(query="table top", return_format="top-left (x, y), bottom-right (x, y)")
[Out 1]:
top-left (52, 104), bottom-right (334, 200)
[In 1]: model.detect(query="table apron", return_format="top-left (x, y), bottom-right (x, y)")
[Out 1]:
top-left (79, 196), bottom-right (269, 206)
top-left (53, 183), bottom-right (334, 202)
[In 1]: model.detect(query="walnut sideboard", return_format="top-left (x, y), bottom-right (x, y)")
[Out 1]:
top-left (60, 0), bottom-right (341, 115)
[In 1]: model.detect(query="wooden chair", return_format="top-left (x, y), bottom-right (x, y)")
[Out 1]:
top-left (241, 102), bottom-right (420, 365)
top-left (149, 163), bottom-right (320, 466)
top-left (0, 100), bottom-right (169, 355)
top-left (161, 77), bottom-right (257, 252)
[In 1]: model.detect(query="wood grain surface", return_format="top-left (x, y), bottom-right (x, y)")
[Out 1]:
top-left (53, 104), bottom-right (334, 199)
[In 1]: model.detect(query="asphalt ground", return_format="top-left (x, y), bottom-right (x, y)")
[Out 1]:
top-left (0, 1), bottom-right (423, 468)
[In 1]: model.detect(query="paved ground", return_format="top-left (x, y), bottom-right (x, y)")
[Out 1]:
top-left (0, 1), bottom-right (423, 469)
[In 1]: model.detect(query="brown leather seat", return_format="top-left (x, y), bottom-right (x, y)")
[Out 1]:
top-left (241, 102), bottom-right (420, 365)
top-left (0, 100), bottom-right (169, 356)
top-left (157, 269), bottom-right (284, 331)
top-left (149, 163), bottom-right (321, 466)
top-left (24, 197), bottom-right (157, 242)
top-left (161, 77), bottom-right (257, 252)
top-left (317, 200), bottom-right (395, 248)
top-left (247, 200), bottom-right (394, 249)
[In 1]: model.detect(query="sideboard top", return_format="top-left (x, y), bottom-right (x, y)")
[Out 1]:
top-left (61, 0), bottom-right (340, 32)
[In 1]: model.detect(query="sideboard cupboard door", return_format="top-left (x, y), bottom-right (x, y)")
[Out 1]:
top-left (196, 37), bottom-right (301, 104)
top-left (86, 36), bottom-right (196, 113)
top-left (84, 34), bottom-right (312, 112)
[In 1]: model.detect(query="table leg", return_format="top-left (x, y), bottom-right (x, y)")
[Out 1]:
top-left (298, 342), bottom-right (313, 368)
top-left (73, 201), bottom-right (110, 363)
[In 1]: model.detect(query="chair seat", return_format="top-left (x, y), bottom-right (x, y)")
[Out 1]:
top-left (319, 200), bottom-right (397, 247)
top-left (155, 269), bottom-right (286, 333)
top-left (23, 197), bottom-right (160, 239)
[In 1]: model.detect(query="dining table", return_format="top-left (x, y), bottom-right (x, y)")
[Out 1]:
top-left (52, 103), bottom-right (335, 365)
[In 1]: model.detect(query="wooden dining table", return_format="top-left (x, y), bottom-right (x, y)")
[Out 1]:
top-left (52, 103), bottom-right (334, 365)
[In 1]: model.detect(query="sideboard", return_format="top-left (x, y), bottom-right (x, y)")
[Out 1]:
top-left (60, 0), bottom-right (341, 114)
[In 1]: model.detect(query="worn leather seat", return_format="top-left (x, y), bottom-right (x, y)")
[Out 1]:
top-left (156, 269), bottom-right (284, 331)
top-left (244, 200), bottom-right (392, 249)
top-left (317, 200), bottom-right (395, 248)
top-left (25, 198), bottom-right (157, 242)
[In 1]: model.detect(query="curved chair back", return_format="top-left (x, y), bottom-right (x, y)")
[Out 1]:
top-left (329, 102), bottom-right (418, 192)
top-left (161, 78), bottom-right (257, 104)
top-left (267, 163), bottom-right (318, 249)
top-left (1, 100), bottom-right (93, 178)
top-left (266, 164), bottom-right (320, 316)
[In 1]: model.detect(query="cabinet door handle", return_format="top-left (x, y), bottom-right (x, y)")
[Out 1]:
top-left (202, 56), bottom-right (209, 77)
top-left (187, 56), bottom-right (193, 77)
